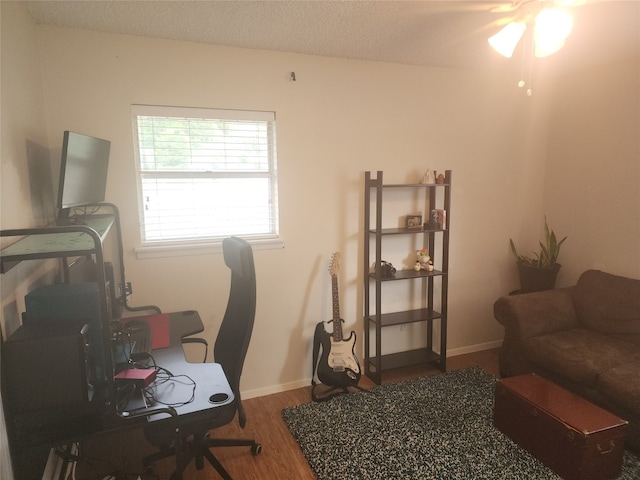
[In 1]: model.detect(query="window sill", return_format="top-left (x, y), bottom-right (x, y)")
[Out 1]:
top-left (135, 238), bottom-right (284, 260)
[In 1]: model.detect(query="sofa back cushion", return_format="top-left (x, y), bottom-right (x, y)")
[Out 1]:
top-left (575, 270), bottom-right (640, 334)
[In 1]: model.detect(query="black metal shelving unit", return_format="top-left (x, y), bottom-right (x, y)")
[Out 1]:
top-left (363, 170), bottom-right (451, 384)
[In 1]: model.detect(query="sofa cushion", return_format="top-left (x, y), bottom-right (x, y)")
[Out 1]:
top-left (610, 333), bottom-right (640, 348)
top-left (523, 328), bottom-right (639, 388)
top-left (599, 361), bottom-right (640, 415)
top-left (574, 270), bottom-right (640, 334)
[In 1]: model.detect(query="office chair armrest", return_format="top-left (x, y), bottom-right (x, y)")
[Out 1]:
top-left (120, 405), bottom-right (185, 474)
top-left (182, 337), bottom-right (208, 362)
top-left (118, 405), bottom-right (178, 420)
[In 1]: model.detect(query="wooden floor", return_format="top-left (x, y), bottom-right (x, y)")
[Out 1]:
top-left (76, 348), bottom-right (500, 480)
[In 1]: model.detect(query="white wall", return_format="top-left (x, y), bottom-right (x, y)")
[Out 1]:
top-left (542, 2), bottom-right (640, 284)
top-left (0, 3), bottom-right (56, 478)
top-left (33, 25), bottom-right (546, 397)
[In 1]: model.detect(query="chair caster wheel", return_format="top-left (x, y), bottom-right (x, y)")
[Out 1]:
top-left (251, 443), bottom-right (263, 456)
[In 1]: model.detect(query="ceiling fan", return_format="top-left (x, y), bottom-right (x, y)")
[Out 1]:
top-left (484, 0), bottom-right (593, 58)
top-left (474, 0), bottom-right (594, 94)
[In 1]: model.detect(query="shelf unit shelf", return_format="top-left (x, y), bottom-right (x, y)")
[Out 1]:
top-left (363, 170), bottom-right (451, 384)
top-left (368, 269), bottom-right (445, 281)
top-left (369, 227), bottom-right (446, 236)
top-left (366, 348), bottom-right (441, 375)
top-left (366, 308), bottom-right (443, 328)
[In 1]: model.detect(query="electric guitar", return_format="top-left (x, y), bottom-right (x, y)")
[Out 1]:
top-left (316, 253), bottom-right (361, 388)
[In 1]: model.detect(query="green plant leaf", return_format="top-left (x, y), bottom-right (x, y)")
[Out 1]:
top-left (509, 239), bottom-right (519, 259)
top-left (509, 217), bottom-right (567, 268)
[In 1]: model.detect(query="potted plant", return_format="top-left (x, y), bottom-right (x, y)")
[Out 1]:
top-left (510, 217), bottom-right (568, 293)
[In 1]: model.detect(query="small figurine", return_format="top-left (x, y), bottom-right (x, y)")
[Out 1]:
top-left (416, 249), bottom-right (433, 270)
top-left (422, 169), bottom-right (436, 184)
top-left (436, 173), bottom-right (445, 184)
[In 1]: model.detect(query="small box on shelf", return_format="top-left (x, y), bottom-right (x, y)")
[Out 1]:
top-left (428, 209), bottom-right (446, 230)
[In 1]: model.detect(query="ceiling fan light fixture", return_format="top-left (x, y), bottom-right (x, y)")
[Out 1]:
top-left (534, 8), bottom-right (574, 57)
top-left (488, 21), bottom-right (527, 58)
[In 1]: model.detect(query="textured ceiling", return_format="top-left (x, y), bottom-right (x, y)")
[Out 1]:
top-left (24, 1), bottom-right (640, 71)
top-left (23, 0), bottom-right (531, 70)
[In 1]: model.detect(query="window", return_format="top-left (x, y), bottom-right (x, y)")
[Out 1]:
top-left (132, 105), bottom-right (279, 250)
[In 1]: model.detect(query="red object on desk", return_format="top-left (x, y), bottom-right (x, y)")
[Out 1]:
top-left (114, 368), bottom-right (157, 387)
top-left (124, 313), bottom-right (170, 349)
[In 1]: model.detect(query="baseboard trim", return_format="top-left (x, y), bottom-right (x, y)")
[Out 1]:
top-left (244, 378), bottom-right (311, 400)
top-left (242, 341), bottom-right (502, 400)
top-left (447, 339), bottom-right (502, 357)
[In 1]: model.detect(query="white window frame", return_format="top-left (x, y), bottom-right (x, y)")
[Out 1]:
top-left (131, 105), bottom-right (282, 259)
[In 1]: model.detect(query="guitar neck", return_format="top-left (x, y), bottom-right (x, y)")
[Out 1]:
top-left (331, 275), bottom-right (343, 341)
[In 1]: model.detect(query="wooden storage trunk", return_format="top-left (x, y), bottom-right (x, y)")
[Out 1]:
top-left (493, 374), bottom-right (628, 480)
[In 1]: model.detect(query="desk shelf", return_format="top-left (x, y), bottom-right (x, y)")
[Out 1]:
top-left (0, 215), bottom-right (114, 273)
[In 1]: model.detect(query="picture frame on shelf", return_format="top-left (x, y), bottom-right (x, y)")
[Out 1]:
top-left (405, 215), bottom-right (423, 229)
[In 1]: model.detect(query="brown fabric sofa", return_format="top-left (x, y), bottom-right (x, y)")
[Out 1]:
top-left (494, 269), bottom-right (640, 451)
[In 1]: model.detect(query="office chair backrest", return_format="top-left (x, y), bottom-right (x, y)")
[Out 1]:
top-left (215, 237), bottom-right (256, 423)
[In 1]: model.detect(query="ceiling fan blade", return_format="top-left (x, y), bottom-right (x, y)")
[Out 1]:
top-left (489, 0), bottom-right (590, 13)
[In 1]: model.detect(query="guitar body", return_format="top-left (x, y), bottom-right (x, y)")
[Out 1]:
top-left (316, 322), bottom-right (361, 388)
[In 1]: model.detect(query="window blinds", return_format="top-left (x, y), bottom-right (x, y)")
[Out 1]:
top-left (132, 105), bottom-right (278, 243)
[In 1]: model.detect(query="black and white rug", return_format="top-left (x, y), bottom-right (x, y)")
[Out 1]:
top-left (282, 367), bottom-right (640, 480)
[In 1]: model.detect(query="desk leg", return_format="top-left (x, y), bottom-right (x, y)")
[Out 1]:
top-left (174, 426), bottom-right (184, 480)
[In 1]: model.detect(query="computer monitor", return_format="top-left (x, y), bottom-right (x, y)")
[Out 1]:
top-left (56, 130), bottom-right (110, 224)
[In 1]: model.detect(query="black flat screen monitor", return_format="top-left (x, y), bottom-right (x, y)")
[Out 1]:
top-left (57, 131), bottom-right (111, 223)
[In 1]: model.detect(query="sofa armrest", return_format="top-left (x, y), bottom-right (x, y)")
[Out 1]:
top-left (494, 286), bottom-right (579, 377)
top-left (494, 286), bottom-right (578, 340)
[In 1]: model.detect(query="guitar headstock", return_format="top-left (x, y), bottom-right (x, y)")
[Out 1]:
top-left (329, 252), bottom-right (341, 277)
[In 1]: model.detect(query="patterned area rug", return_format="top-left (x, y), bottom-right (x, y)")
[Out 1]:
top-left (282, 367), bottom-right (640, 480)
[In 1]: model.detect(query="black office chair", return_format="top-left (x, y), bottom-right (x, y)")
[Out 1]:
top-left (143, 236), bottom-right (262, 480)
